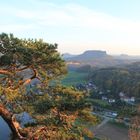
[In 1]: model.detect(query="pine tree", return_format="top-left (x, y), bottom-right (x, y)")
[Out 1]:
top-left (0, 33), bottom-right (97, 139)
top-left (129, 106), bottom-right (140, 140)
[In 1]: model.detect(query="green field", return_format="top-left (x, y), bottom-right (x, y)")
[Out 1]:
top-left (109, 120), bottom-right (128, 129)
top-left (91, 99), bottom-right (110, 107)
top-left (61, 70), bottom-right (89, 86)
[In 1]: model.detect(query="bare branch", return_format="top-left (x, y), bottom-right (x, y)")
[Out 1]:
top-left (0, 70), bottom-right (12, 76)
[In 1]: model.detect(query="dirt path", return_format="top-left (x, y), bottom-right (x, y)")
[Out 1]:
top-left (96, 117), bottom-right (110, 129)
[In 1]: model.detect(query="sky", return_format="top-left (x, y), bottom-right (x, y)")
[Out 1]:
top-left (0, 0), bottom-right (140, 55)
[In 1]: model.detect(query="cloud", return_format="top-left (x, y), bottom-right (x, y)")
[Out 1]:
top-left (1, 2), bottom-right (140, 33)
top-left (0, 24), bottom-right (37, 33)
top-left (0, 1), bottom-right (140, 55)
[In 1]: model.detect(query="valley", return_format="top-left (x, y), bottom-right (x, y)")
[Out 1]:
top-left (62, 51), bottom-right (140, 140)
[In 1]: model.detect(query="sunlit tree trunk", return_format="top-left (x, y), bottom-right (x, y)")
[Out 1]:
top-left (0, 104), bottom-right (26, 140)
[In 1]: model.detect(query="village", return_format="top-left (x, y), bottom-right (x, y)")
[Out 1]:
top-left (75, 81), bottom-right (136, 126)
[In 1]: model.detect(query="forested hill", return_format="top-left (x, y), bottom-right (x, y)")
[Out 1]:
top-left (89, 62), bottom-right (140, 98)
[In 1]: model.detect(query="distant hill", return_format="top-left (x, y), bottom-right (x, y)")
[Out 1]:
top-left (124, 61), bottom-right (140, 72)
top-left (63, 50), bottom-right (140, 68)
top-left (62, 53), bottom-right (77, 59)
top-left (65, 50), bottom-right (109, 61)
top-left (113, 54), bottom-right (140, 60)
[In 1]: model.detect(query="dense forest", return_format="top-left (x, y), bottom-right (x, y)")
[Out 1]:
top-left (89, 62), bottom-right (140, 98)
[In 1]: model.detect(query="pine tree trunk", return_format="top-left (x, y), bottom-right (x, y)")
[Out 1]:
top-left (0, 104), bottom-right (27, 140)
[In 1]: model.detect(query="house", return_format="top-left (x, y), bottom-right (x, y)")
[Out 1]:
top-left (119, 92), bottom-right (135, 103)
top-left (99, 91), bottom-right (103, 95)
top-left (112, 112), bottom-right (118, 117)
top-left (130, 97), bottom-right (135, 102)
top-left (108, 99), bottom-right (115, 103)
top-left (119, 92), bottom-right (125, 97)
top-left (105, 111), bottom-right (118, 118)
top-left (121, 96), bottom-right (135, 103)
top-left (107, 90), bottom-right (111, 93)
top-left (102, 96), bottom-right (108, 101)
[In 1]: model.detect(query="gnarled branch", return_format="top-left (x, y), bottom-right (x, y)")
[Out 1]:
top-left (0, 70), bottom-right (12, 76)
top-left (0, 104), bottom-right (26, 139)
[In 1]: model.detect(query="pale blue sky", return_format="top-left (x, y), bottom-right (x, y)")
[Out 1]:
top-left (0, 0), bottom-right (140, 55)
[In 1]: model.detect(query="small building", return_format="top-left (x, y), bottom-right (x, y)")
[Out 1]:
top-left (107, 90), bottom-right (111, 93)
top-left (130, 97), bottom-right (135, 102)
top-left (119, 92), bottom-right (135, 103)
top-left (108, 99), bottom-right (116, 103)
top-left (119, 92), bottom-right (125, 97)
top-left (102, 96), bottom-right (108, 101)
top-left (105, 111), bottom-right (118, 118)
top-left (121, 96), bottom-right (135, 103)
top-left (112, 112), bottom-right (118, 117)
top-left (99, 91), bottom-right (103, 95)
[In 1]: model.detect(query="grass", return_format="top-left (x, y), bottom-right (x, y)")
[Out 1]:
top-left (93, 138), bottom-right (101, 140)
top-left (109, 120), bottom-right (128, 129)
top-left (61, 70), bottom-right (88, 86)
top-left (91, 99), bottom-right (110, 107)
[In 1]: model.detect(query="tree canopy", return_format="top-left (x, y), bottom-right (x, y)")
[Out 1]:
top-left (89, 66), bottom-right (140, 98)
top-left (0, 33), bottom-right (96, 140)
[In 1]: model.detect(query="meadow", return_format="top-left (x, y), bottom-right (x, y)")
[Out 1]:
top-left (61, 70), bottom-right (89, 86)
